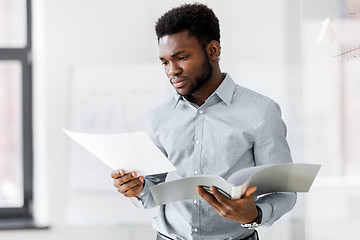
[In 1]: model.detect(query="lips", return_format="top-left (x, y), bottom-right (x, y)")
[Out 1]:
top-left (171, 78), bottom-right (186, 88)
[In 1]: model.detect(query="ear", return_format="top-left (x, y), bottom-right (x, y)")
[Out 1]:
top-left (207, 40), bottom-right (221, 61)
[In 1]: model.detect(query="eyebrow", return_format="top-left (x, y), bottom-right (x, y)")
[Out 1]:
top-left (159, 50), bottom-right (186, 60)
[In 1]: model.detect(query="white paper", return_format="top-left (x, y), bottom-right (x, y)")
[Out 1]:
top-left (150, 176), bottom-right (235, 206)
top-left (63, 129), bottom-right (176, 176)
top-left (228, 163), bottom-right (321, 198)
top-left (150, 163), bottom-right (320, 206)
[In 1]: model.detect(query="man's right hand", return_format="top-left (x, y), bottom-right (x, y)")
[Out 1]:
top-left (111, 170), bottom-right (144, 198)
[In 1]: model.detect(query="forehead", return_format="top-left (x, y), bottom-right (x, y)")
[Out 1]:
top-left (158, 31), bottom-right (202, 57)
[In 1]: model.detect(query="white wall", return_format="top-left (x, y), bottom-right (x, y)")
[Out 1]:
top-left (1, 0), bottom-right (308, 239)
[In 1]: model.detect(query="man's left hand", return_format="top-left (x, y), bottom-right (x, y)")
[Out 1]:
top-left (196, 185), bottom-right (258, 224)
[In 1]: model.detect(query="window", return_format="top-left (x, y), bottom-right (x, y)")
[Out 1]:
top-left (0, 0), bottom-right (34, 228)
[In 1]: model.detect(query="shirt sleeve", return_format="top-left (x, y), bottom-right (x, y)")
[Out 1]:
top-left (253, 100), bottom-right (297, 225)
top-left (135, 173), bottom-right (167, 209)
top-left (133, 111), bottom-right (169, 209)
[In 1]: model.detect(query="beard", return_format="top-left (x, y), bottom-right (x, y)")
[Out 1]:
top-left (181, 52), bottom-right (213, 97)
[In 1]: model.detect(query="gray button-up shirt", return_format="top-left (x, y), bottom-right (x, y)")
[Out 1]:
top-left (137, 74), bottom-right (296, 240)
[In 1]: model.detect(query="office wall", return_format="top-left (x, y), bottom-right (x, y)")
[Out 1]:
top-left (1, 0), bottom-right (310, 239)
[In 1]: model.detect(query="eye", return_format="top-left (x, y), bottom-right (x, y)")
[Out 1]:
top-left (161, 61), bottom-right (168, 66)
top-left (178, 56), bottom-right (188, 61)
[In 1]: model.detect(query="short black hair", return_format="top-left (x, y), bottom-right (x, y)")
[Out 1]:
top-left (155, 3), bottom-right (220, 47)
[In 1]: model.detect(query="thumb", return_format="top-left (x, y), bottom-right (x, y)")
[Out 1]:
top-left (244, 186), bottom-right (257, 198)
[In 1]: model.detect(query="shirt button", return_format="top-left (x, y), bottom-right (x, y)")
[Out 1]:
top-left (195, 140), bottom-right (200, 144)
top-left (194, 170), bottom-right (199, 175)
top-left (199, 110), bottom-right (203, 114)
top-left (193, 199), bottom-right (198, 205)
top-left (193, 227), bottom-right (199, 233)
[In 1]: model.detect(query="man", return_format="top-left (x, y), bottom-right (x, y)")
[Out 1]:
top-left (111, 3), bottom-right (296, 240)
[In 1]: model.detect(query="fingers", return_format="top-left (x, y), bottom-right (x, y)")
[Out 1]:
top-left (196, 186), bottom-right (230, 204)
top-left (113, 172), bottom-right (142, 188)
top-left (196, 186), bottom-right (221, 212)
top-left (119, 176), bottom-right (144, 197)
top-left (111, 169), bottom-right (125, 179)
top-left (112, 171), bottom-right (138, 186)
top-left (209, 186), bottom-right (231, 204)
top-left (115, 175), bottom-right (144, 196)
top-left (197, 185), bottom-right (258, 223)
top-left (197, 186), bottom-right (236, 219)
top-left (112, 170), bottom-right (144, 197)
top-left (244, 186), bottom-right (257, 198)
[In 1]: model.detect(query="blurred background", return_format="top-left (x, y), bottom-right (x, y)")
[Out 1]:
top-left (0, 0), bottom-right (359, 239)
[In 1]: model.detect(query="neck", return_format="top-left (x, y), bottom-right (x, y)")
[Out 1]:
top-left (187, 68), bottom-right (224, 106)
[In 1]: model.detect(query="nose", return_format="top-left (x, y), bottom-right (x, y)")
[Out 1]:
top-left (167, 61), bottom-right (182, 77)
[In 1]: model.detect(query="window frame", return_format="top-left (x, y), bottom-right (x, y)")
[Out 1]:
top-left (0, 0), bottom-right (34, 229)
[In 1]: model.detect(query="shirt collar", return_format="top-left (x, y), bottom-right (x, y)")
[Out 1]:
top-left (172, 73), bottom-right (236, 109)
top-left (173, 94), bottom-right (183, 109)
top-left (213, 73), bottom-right (235, 106)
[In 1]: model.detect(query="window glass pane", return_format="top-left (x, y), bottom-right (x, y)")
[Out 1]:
top-left (0, 61), bottom-right (23, 207)
top-left (0, 0), bottom-right (27, 48)
top-left (302, 0), bottom-right (360, 176)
